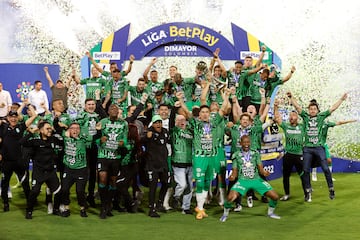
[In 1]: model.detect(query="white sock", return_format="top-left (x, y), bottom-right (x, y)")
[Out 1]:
top-left (219, 188), bottom-right (225, 206)
top-left (223, 207), bottom-right (230, 216)
top-left (268, 206), bottom-right (275, 215)
top-left (329, 165), bottom-right (333, 172)
top-left (196, 191), bottom-right (208, 210)
top-left (163, 188), bottom-right (173, 207)
top-left (312, 168), bottom-right (317, 175)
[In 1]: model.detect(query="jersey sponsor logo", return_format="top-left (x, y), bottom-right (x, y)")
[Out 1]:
top-left (286, 129), bottom-right (302, 134)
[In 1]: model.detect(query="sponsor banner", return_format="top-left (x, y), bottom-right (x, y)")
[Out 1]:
top-left (126, 22), bottom-right (236, 60)
top-left (240, 51), bottom-right (269, 60)
top-left (149, 44), bottom-right (210, 57)
top-left (93, 52), bottom-right (120, 60)
top-left (231, 22), bottom-right (278, 67)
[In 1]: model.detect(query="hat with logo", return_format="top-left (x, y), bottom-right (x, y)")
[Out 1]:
top-left (151, 115), bottom-right (162, 123)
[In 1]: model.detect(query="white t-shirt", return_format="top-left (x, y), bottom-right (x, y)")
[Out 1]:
top-left (28, 89), bottom-right (49, 114)
top-left (0, 90), bottom-right (12, 117)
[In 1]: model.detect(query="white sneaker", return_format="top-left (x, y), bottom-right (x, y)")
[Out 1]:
top-left (59, 204), bottom-right (65, 212)
top-left (332, 178), bottom-right (336, 181)
top-left (163, 204), bottom-right (173, 211)
top-left (268, 213), bottom-right (281, 219)
top-left (8, 190), bottom-right (13, 199)
top-left (247, 196), bottom-right (253, 208)
top-left (47, 203), bottom-right (54, 214)
top-left (312, 174), bottom-right (317, 181)
top-left (219, 215), bottom-right (228, 222)
top-left (233, 203), bottom-right (242, 212)
top-left (280, 195), bottom-right (290, 201)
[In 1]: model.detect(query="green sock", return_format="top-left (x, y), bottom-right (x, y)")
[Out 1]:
top-left (224, 201), bottom-right (233, 209)
top-left (269, 199), bottom-right (277, 208)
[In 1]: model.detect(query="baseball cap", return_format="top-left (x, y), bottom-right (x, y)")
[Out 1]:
top-left (8, 111), bottom-right (18, 117)
top-left (151, 115), bottom-right (162, 123)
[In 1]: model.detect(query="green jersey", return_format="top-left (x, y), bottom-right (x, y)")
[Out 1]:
top-left (128, 86), bottom-right (148, 106)
top-left (250, 74), bottom-right (265, 104)
top-left (230, 116), bottom-right (263, 152)
top-left (76, 111), bottom-right (100, 147)
top-left (320, 121), bottom-right (336, 144)
top-left (208, 83), bottom-right (224, 106)
top-left (121, 140), bottom-right (135, 166)
top-left (226, 70), bottom-right (241, 89)
top-left (107, 78), bottom-right (129, 107)
top-left (210, 112), bottom-right (225, 149)
top-left (239, 67), bottom-right (256, 98)
top-left (250, 115), bottom-right (264, 151)
top-left (280, 122), bottom-right (304, 155)
top-left (80, 77), bottom-right (107, 99)
top-left (43, 112), bottom-right (71, 129)
top-left (98, 118), bottom-right (128, 160)
top-left (300, 109), bottom-right (331, 147)
top-left (63, 135), bottom-right (87, 169)
top-left (146, 81), bottom-right (163, 98)
top-left (189, 112), bottom-right (222, 157)
top-left (264, 76), bottom-right (283, 98)
top-left (23, 115), bottom-right (42, 131)
top-left (229, 124), bottom-right (251, 153)
top-left (163, 92), bottom-right (177, 107)
top-left (171, 126), bottom-right (193, 164)
top-left (173, 79), bottom-right (194, 103)
top-left (102, 70), bottom-right (126, 82)
top-left (232, 150), bottom-right (262, 180)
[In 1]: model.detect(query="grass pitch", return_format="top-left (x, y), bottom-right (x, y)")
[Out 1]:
top-left (1, 173), bottom-right (359, 240)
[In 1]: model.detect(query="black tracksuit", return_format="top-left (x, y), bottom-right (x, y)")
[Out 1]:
top-left (20, 133), bottom-right (63, 212)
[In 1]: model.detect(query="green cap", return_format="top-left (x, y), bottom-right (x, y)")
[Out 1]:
top-left (151, 115), bottom-right (162, 123)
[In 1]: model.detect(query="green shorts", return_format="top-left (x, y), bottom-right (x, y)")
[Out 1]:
top-left (231, 178), bottom-right (273, 196)
top-left (193, 155), bottom-right (215, 182)
top-left (213, 148), bottom-right (226, 174)
top-left (324, 144), bottom-right (331, 159)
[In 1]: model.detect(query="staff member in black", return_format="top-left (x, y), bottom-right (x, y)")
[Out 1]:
top-left (0, 108), bottom-right (37, 212)
top-left (145, 115), bottom-right (170, 218)
top-left (21, 121), bottom-right (63, 219)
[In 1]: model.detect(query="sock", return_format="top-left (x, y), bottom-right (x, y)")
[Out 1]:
top-left (219, 188), bottom-right (225, 205)
top-left (98, 183), bottom-right (107, 209)
top-left (196, 191), bottom-right (208, 210)
top-left (269, 199), bottom-right (277, 208)
top-left (224, 200), bottom-right (233, 209)
top-left (223, 207), bottom-right (230, 217)
top-left (163, 188), bottom-right (173, 207)
top-left (329, 165), bottom-right (333, 172)
top-left (312, 168), bottom-right (317, 176)
top-left (268, 206), bottom-right (275, 215)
